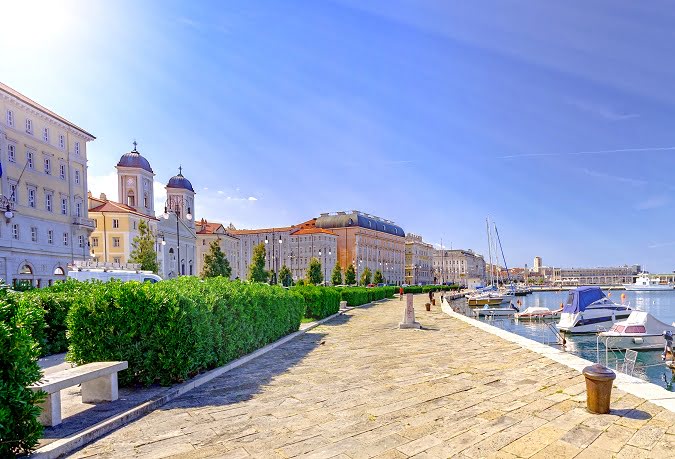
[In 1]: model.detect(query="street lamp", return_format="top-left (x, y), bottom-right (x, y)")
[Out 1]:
top-left (163, 198), bottom-right (192, 276)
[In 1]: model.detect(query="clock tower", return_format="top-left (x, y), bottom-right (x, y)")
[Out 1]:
top-left (115, 141), bottom-right (155, 215)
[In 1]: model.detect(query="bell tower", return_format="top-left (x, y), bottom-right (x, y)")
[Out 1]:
top-left (115, 141), bottom-right (155, 215)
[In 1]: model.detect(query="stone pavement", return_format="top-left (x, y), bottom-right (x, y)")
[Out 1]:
top-left (71, 296), bottom-right (675, 458)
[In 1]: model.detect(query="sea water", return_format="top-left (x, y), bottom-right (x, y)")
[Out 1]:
top-left (449, 290), bottom-right (675, 391)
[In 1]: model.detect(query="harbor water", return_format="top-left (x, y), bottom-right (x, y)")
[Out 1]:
top-left (450, 290), bottom-right (675, 391)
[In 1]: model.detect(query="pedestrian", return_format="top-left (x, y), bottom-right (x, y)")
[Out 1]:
top-left (441, 291), bottom-right (444, 304)
top-left (428, 290), bottom-right (433, 303)
top-left (399, 285), bottom-right (404, 300)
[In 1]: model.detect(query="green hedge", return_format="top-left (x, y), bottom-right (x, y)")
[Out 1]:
top-left (0, 289), bottom-right (45, 457)
top-left (335, 286), bottom-right (396, 306)
top-left (291, 286), bottom-right (340, 319)
top-left (403, 284), bottom-right (460, 294)
top-left (67, 278), bottom-right (305, 387)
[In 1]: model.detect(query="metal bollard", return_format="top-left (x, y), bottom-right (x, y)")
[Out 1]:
top-left (582, 363), bottom-right (616, 414)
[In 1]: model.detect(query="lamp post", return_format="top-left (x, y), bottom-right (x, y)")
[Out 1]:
top-left (265, 233), bottom-right (283, 284)
top-left (163, 198), bottom-right (192, 277)
top-left (318, 247), bottom-right (331, 285)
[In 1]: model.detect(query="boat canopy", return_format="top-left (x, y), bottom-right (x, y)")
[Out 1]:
top-left (562, 287), bottom-right (607, 314)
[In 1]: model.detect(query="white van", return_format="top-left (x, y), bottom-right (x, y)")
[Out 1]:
top-left (68, 268), bottom-right (162, 283)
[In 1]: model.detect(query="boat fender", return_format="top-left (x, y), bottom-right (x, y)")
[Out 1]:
top-left (633, 337), bottom-right (643, 345)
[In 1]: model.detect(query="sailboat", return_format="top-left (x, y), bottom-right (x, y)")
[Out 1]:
top-left (467, 218), bottom-right (505, 307)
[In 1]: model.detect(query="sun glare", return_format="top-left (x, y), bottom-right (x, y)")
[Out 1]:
top-left (3, 0), bottom-right (77, 49)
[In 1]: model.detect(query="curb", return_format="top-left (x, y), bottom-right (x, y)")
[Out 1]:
top-left (440, 300), bottom-right (675, 413)
top-left (29, 308), bottom-right (355, 459)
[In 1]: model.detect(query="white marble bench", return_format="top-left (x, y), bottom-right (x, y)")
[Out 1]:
top-left (29, 361), bottom-right (128, 426)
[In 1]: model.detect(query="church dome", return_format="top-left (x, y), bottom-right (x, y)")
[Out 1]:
top-left (166, 167), bottom-right (194, 192)
top-left (116, 142), bottom-right (153, 173)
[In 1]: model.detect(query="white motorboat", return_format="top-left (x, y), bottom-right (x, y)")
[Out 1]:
top-left (599, 310), bottom-right (675, 350)
top-left (556, 286), bottom-right (633, 334)
top-left (477, 303), bottom-right (517, 317)
top-left (623, 274), bottom-right (673, 291)
top-left (514, 306), bottom-right (562, 321)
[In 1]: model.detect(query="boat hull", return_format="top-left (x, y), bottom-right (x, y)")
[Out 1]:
top-left (600, 334), bottom-right (665, 350)
top-left (623, 285), bottom-right (673, 291)
top-left (477, 308), bottom-right (516, 317)
top-left (557, 311), bottom-right (632, 334)
top-left (468, 297), bottom-right (503, 306)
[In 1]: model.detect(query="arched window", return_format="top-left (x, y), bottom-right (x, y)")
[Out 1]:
top-left (127, 191), bottom-right (135, 207)
top-left (19, 264), bottom-right (32, 274)
top-left (53, 267), bottom-right (65, 275)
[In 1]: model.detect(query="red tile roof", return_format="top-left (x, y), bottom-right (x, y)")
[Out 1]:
top-left (88, 199), bottom-right (158, 220)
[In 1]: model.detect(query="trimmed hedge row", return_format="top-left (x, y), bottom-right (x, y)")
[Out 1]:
top-left (291, 285), bottom-right (340, 319)
top-left (66, 278), bottom-right (305, 387)
top-left (402, 284), bottom-right (460, 294)
top-left (336, 286), bottom-right (396, 306)
top-left (0, 289), bottom-right (45, 457)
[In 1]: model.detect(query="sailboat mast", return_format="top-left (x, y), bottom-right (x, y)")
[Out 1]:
top-left (494, 224), bottom-right (510, 283)
top-left (486, 218), bottom-right (493, 287)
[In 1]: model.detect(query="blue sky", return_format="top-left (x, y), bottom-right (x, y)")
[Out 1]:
top-left (3, 1), bottom-right (675, 271)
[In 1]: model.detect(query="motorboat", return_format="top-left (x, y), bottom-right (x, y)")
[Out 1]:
top-left (599, 310), bottom-right (675, 350)
top-left (514, 306), bottom-right (562, 321)
top-left (477, 303), bottom-right (518, 317)
top-left (623, 274), bottom-right (673, 291)
top-left (556, 286), bottom-right (633, 334)
top-left (467, 292), bottom-right (504, 307)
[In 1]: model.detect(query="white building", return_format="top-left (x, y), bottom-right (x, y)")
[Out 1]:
top-left (195, 220), bottom-right (240, 279)
top-left (0, 82), bottom-right (95, 287)
top-left (433, 249), bottom-right (486, 286)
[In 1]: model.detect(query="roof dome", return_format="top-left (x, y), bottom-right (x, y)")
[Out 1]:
top-left (116, 142), bottom-right (153, 173)
top-left (166, 167), bottom-right (194, 192)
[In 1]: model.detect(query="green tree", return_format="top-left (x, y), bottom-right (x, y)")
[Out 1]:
top-left (279, 264), bottom-right (293, 287)
top-left (248, 242), bottom-right (268, 282)
top-left (360, 267), bottom-right (372, 286)
top-left (306, 257), bottom-right (323, 285)
top-left (345, 264), bottom-right (356, 285)
top-left (373, 269), bottom-right (384, 284)
top-left (202, 240), bottom-right (232, 278)
top-left (331, 263), bottom-right (343, 285)
top-left (128, 220), bottom-right (158, 273)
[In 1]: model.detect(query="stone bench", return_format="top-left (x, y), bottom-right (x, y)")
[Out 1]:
top-left (29, 361), bottom-right (128, 426)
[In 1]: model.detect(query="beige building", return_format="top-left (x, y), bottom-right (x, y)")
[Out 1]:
top-left (315, 211), bottom-right (406, 285)
top-left (88, 192), bottom-right (159, 266)
top-left (433, 249), bottom-right (486, 286)
top-left (0, 82), bottom-right (95, 287)
top-left (533, 256), bottom-right (543, 274)
top-left (195, 219), bottom-right (240, 279)
top-left (404, 233), bottom-right (433, 285)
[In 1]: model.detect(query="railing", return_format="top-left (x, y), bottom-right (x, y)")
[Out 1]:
top-left (73, 216), bottom-right (96, 229)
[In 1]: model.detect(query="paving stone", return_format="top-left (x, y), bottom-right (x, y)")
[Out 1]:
top-left (68, 296), bottom-right (675, 459)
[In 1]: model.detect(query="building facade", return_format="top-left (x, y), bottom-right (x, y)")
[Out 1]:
top-left (555, 265), bottom-right (641, 286)
top-left (314, 211), bottom-right (406, 285)
top-left (433, 249), bottom-right (486, 286)
top-left (88, 192), bottom-right (159, 266)
top-left (0, 82), bottom-right (95, 287)
top-left (195, 219), bottom-right (240, 279)
top-left (533, 256), bottom-right (543, 274)
top-left (229, 221), bottom-right (338, 283)
top-left (404, 233), bottom-right (433, 285)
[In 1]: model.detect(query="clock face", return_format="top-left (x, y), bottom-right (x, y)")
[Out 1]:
top-left (126, 177), bottom-right (134, 186)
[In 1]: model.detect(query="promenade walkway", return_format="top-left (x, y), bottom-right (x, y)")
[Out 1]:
top-left (72, 296), bottom-right (675, 458)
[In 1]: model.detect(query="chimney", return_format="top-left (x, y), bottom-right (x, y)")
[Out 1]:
top-left (100, 193), bottom-right (107, 201)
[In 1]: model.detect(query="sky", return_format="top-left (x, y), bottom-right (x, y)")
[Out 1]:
top-left (3, 0), bottom-right (675, 271)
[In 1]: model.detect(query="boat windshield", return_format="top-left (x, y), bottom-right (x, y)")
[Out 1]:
top-left (610, 324), bottom-right (625, 332)
top-left (625, 325), bottom-right (646, 334)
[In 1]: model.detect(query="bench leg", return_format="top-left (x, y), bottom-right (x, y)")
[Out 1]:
top-left (38, 391), bottom-right (62, 427)
top-left (82, 373), bottom-right (118, 403)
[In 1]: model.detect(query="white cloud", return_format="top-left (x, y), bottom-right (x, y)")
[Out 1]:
top-left (248, 196), bottom-right (257, 201)
top-left (635, 195), bottom-right (669, 210)
top-left (87, 172), bottom-right (118, 201)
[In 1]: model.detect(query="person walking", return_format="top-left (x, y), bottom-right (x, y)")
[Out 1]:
top-left (428, 290), bottom-right (433, 303)
top-left (399, 285), bottom-right (404, 300)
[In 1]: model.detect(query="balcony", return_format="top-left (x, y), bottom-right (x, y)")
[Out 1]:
top-left (73, 216), bottom-right (96, 230)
